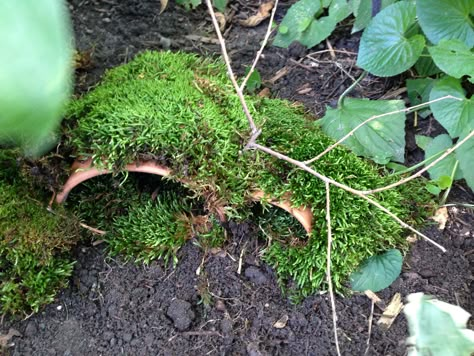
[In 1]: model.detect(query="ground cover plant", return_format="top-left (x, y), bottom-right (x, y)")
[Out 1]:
top-left (61, 50), bottom-right (430, 298)
top-left (0, 151), bottom-right (80, 315)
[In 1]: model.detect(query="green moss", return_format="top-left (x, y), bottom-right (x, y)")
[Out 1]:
top-left (0, 151), bottom-right (80, 315)
top-left (65, 50), bottom-right (429, 296)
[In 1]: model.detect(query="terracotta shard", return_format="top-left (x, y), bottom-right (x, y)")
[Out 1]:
top-left (56, 159), bottom-right (313, 233)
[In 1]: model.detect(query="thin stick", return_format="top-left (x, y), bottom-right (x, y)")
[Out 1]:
top-left (325, 181), bottom-right (342, 356)
top-left (205, 0), bottom-right (258, 134)
top-left (304, 95), bottom-right (460, 165)
top-left (364, 300), bottom-right (375, 355)
top-left (252, 143), bottom-right (446, 252)
top-left (239, 0), bottom-right (279, 92)
top-left (364, 128), bottom-right (474, 195)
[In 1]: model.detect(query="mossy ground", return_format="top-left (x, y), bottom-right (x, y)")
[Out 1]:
top-left (64, 50), bottom-right (431, 296)
top-left (0, 150), bottom-right (81, 315)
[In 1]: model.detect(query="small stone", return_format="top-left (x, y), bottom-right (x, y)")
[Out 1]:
top-left (167, 299), bottom-right (195, 331)
top-left (215, 300), bottom-right (226, 312)
top-left (103, 331), bottom-right (114, 341)
top-left (110, 337), bottom-right (116, 347)
top-left (418, 269), bottom-right (436, 278)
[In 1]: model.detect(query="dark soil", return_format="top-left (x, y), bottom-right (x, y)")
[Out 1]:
top-left (2, 1), bottom-right (473, 355)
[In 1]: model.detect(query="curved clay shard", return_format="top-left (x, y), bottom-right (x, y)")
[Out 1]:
top-left (56, 159), bottom-right (313, 233)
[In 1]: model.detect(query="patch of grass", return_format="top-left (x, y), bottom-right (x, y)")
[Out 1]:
top-left (65, 50), bottom-right (433, 296)
top-left (0, 150), bottom-right (80, 316)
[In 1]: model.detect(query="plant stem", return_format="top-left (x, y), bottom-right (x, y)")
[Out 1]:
top-left (337, 70), bottom-right (367, 108)
top-left (391, 151), bottom-right (444, 176)
top-left (440, 160), bottom-right (459, 206)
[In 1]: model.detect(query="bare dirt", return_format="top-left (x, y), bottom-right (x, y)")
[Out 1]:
top-left (2, 0), bottom-right (473, 355)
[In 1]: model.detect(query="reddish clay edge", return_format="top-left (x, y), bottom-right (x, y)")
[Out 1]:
top-left (56, 159), bottom-right (313, 233)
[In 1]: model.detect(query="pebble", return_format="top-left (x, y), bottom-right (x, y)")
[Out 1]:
top-left (166, 299), bottom-right (195, 331)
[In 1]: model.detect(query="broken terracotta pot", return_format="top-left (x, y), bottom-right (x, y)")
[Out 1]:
top-left (56, 159), bottom-right (313, 233)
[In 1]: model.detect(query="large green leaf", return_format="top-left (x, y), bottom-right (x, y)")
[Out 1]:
top-left (350, 249), bottom-right (402, 292)
top-left (424, 134), bottom-right (463, 181)
top-left (429, 39), bottom-right (474, 83)
top-left (320, 98), bottom-right (406, 163)
top-left (274, 0), bottom-right (351, 48)
top-left (404, 293), bottom-right (474, 356)
top-left (351, 0), bottom-right (396, 33)
top-left (429, 76), bottom-right (474, 138)
top-left (417, 0), bottom-right (474, 47)
top-left (455, 129), bottom-right (474, 191)
top-left (0, 0), bottom-right (73, 155)
top-left (357, 2), bottom-right (425, 76)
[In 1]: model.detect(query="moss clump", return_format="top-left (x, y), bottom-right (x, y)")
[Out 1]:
top-left (65, 50), bottom-right (426, 295)
top-left (0, 150), bottom-right (80, 315)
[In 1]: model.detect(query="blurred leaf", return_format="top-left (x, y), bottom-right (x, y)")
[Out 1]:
top-left (429, 76), bottom-right (474, 138)
top-left (429, 39), bottom-right (474, 83)
top-left (239, 1), bottom-right (273, 28)
top-left (415, 135), bottom-right (432, 151)
top-left (213, 0), bottom-right (227, 12)
top-left (426, 183), bottom-right (441, 195)
top-left (350, 249), bottom-right (402, 292)
top-left (414, 49), bottom-right (442, 77)
top-left (357, 2), bottom-right (425, 76)
top-left (416, 0), bottom-right (474, 47)
top-left (404, 293), bottom-right (474, 356)
top-left (243, 67), bottom-right (262, 93)
top-left (320, 98), bottom-right (406, 164)
top-left (0, 0), bottom-right (73, 155)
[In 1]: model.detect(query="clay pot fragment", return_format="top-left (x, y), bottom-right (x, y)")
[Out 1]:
top-left (56, 159), bottom-right (313, 234)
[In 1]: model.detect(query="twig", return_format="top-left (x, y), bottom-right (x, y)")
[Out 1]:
top-left (252, 143), bottom-right (446, 252)
top-left (364, 299), bottom-right (375, 355)
top-left (305, 95), bottom-right (461, 165)
top-left (337, 70), bottom-right (367, 107)
top-left (364, 128), bottom-right (474, 195)
top-left (205, 0), bottom-right (259, 135)
top-left (325, 181), bottom-right (342, 356)
top-left (239, 0), bottom-right (279, 92)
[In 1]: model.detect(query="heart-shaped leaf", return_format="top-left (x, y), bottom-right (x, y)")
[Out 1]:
top-left (455, 129), bottom-right (474, 191)
top-left (429, 76), bottom-right (474, 138)
top-left (429, 39), bottom-right (474, 83)
top-left (417, 0), bottom-right (474, 47)
top-left (320, 98), bottom-right (406, 164)
top-left (0, 0), bottom-right (73, 155)
top-left (352, 0), bottom-right (396, 33)
top-left (357, 2), bottom-right (425, 76)
top-left (424, 134), bottom-right (463, 181)
top-left (350, 249), bottom-right (402, 292)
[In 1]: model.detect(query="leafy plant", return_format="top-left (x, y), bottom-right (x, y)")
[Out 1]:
top-left (0, 0), bottom-right (73, 156)
top-left (404, 293), bottom-right (474, 356)
top-left (175, 0), bottom-right (226, 11)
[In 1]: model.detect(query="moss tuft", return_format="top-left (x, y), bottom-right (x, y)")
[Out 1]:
top-left (65, 50), bottom-right (430, 295)
top-left (0, 151), bottom-right (80, 315)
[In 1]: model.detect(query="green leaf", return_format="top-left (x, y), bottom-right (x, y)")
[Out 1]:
top-left (416, 0), bottom-right (474, 47)
top-left (424, 134), bottom-right (463, 181)
top-left (429, 39), bottom-right (474, 83)
top-left (0, 0), bottom-right (73, 155)
top-left (414, 49), bottom-right (442, 77)
top-left (176, 0), bottom-right (201, 10)
top-left (350, 249), bottom-right (402, 292)
top-left (352, 0), bottom-right (396, 33)
top-left (455, 129), bottom-right (474, 191)
top-left (243, 67), bottom-right (262, 93)
top-left (437, 175), bottom-right (453, 190)
top-left (274, 0), bottom-right (351, 48)
top-left (415, 135), bottom-right (433, 150)
top-left (429, 76), bottom-right (474, 138)
top-left (426, 183), bottom-right (441, 195)
top-left (357, 2), bottom-right (425, 76)
top-left (406, 78), bottom-right (435, 119)
top-left (320, 98), bottom-right (406, 164)
top-left (404, 293), bottom-right (474, 356)
top-left (273, 0), bottom-right (322, 48)
top-left (213, 0), bottom-right (227, 12)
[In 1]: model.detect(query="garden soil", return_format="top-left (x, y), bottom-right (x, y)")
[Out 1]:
top-left (2, 0), bottom-right (473, 355)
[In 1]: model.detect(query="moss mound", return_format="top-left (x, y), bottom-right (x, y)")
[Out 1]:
top-left (65, 50), bottom-right (425, 295)
top-left (0, 150), bottom-right (80, 315)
